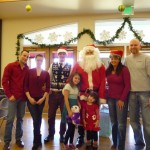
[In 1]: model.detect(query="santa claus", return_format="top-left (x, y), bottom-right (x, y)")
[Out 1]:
top-left (71, 44), bottom-right (106, 148)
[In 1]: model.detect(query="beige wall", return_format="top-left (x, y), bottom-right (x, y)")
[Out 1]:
top-left (1, 12), bottom-right (150, 80)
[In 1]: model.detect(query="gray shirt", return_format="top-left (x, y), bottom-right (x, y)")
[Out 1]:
top-left (125, 53), bottom-right (150, 91)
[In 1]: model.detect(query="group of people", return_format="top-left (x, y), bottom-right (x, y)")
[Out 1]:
top-left (1, 38), bottom-right (150, 150)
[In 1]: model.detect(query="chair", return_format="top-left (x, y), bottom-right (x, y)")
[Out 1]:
top-left (0, 97), bottom-right (8, 128)
top-left (0, 97), bottom-right (8, 142)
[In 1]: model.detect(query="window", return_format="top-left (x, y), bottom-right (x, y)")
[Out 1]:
top-left (126, 46), bottom-right (150, 56)
top-left (23, 23), bottom-right (78, 46)
top-left (100, 51), bottom-right (110, 68)
top-left (23, 23), bottom-right (78, 72)
top-left (52, 51), bottom-right (74, 66)
top-left (95, 19), bottom-right (150, 44)
top-left (27, 51), bottom-right (46, 70)
top-left (98, 46), bottom-right (125, 67)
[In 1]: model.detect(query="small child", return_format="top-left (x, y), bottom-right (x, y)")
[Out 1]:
top-left (82, 91), bottom-right (100, 150)
top-left (61, 72), bottom-right (81, 150)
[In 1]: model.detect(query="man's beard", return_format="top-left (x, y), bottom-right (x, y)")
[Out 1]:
top-left (79, 55), bottom-right (101, 73)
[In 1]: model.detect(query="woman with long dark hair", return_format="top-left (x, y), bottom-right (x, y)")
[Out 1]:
top-left (106, 50), bottom-right (130, 150)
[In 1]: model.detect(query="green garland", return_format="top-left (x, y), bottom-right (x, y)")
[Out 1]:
top-left (16, 17), bottom-right (150, 60)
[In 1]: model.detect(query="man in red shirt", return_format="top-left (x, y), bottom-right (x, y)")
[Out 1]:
top-left (2, 50), bottom-right (29, 150)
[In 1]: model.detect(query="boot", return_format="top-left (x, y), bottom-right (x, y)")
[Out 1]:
top-left (44, 135), bottom-right (54, 143)
top-left (60, 135), bottom-right (65, 143)
top-left (32, 143), bottom-right (42, 150)
top-left (3, 142), bottom-right (10, 150)
top-left (85, 143), bottom-right (92, 150)
top-left (92, 143), bottom-right (98, 150)
top-left (32, 134), bottom-right (42, 150)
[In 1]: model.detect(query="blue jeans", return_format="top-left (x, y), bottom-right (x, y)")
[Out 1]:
top-left (27, 97), bottom-right (45, 144)
top-left (129, 92), bottom-right (150, 150)
top-left (108, 98), bottom-right (128, 150)
top-left (4, 100), bottom-right (26, 142)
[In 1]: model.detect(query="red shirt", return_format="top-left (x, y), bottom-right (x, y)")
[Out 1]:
top-left (2, 61), bottom-right (29, 100)
top-left (107, 67), bottom-right (131, 101)
top-left (24, 68), bottom-right (50, 98)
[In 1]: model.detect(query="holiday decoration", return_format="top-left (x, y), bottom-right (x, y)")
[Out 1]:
top-left (118, 5), bottom-right (125, 12)
top-left (63, 32), bottom-right (73, 42)
top-left (118, 30), bottom-right (127, 40)
top-left (34, 34), bottom-right (44, 43)
top-left (100, 30), bottom-right (111, 41)
top-left (25, 4), bottom-right (32, 12)
top-left (15, 17), bottom-right (150, 60)
top-left (136, 30), bottom-right (145, 38)
top-left (66, 105), bottom-right (80, 125)
top-left (48, 32), bottom-right (58, 42)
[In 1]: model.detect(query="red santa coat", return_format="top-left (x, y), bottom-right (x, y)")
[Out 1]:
top-left (71, 63), bottom-right (106, 100)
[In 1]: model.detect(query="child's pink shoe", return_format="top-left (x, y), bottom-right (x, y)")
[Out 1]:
top-left (64, 144), bottom-right (69, 150)
top-left (69, 144), bottom-right (76, 149)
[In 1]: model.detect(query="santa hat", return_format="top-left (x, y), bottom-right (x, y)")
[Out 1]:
top-left (110, 50), bottom-right (123, 58)
top-left (83, 44), bottom-right (97, 52)
top-left (57, 47), bottom-right (68, 55)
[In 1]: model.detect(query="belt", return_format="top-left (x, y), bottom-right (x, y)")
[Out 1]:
top-left (51, 89), bottom-right (62, 92)
top-left (80, 89), bottom-right (98, 93)
top-left (51, 90), bottom-right (62, 93)
top-left (130, 91), bottom-right (150, 93)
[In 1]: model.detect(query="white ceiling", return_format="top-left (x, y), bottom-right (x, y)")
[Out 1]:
top-left (0, 0), bottom-right (150, 19)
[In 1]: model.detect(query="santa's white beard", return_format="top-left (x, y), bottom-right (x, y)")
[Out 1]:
top-left (79, 55), bottom-right (101, 73)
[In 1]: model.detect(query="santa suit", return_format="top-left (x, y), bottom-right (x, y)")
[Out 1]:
top-left (71, 45), bottom-right (106, 147)
top-left (71, 63), bottom-right (106, 102)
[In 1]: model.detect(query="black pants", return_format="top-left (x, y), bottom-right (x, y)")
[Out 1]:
top-left (48, 92), bottom-right (66, 137)
top-left (87, 130), bottom-right (98, 142)
top-left (27, 97), bottom-right (45, 144)
top-left (78, 125), bottom-right (84, 139)
top-left (64, 122), bottom-right (75, 145)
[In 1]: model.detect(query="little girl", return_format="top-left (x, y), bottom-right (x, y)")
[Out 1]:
top-left (82, 91), bottom-right (100, 150)
top-left (61, 72), bottom-right (81, 150)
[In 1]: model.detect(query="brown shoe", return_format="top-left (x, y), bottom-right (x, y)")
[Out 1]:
top-left (16, 140), bottom-right (24, 147)
top-left (3, 142), bottom-right (10, 150)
